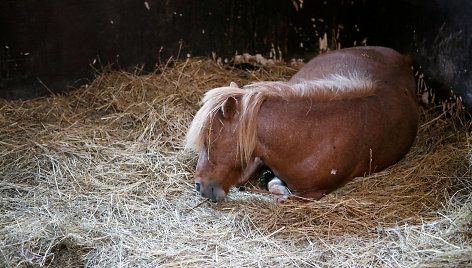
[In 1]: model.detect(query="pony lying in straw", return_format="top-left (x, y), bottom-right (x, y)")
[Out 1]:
top-left (186, 46), bottom-right (419, 201)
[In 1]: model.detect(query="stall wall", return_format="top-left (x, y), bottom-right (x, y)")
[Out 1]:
top-left (1, 0), bottom-right (470, 110)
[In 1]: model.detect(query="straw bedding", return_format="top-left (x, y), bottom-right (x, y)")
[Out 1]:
top-left (0, 58), bottom-right (471, 267)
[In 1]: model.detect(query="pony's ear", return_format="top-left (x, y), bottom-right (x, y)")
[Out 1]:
top-left (230, 81), bottom-right (239, 88)
top-left (221, 97), bottom-right (238, 119)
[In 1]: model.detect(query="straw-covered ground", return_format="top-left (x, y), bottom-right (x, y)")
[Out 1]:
top-left (1, 58), bottom-right (471, 267)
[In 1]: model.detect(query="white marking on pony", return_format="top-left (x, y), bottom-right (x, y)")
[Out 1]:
top-left (331, 169), bottom-right (337, 175)
top-left (185, 73), bottom-right (376, 165)
top-left (267, 177), bottom-right (290, 202)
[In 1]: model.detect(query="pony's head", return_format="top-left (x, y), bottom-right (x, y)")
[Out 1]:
top-left (186, 82), bottom-right (247, 201)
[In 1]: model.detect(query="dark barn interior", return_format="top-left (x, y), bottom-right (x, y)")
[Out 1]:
top-left (1, 0), bottom-right (471, 110)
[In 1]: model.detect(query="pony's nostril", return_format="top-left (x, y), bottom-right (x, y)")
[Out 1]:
top-left (195, 182), bottom-right (201, 192)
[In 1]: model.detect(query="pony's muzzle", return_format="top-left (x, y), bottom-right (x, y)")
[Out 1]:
top-left (194, 179), bottom-right (226, 201)
top-left (195, 181), bottom-right (201, 192)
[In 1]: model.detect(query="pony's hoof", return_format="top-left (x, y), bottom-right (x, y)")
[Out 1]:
top-left (274, 194), bottom-right (290, 203)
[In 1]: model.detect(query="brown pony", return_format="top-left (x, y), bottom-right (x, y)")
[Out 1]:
top-left (186, 46), bottom-right (419, 201)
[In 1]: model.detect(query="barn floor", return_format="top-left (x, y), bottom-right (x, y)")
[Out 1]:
top-left (1, 58), bottom-right (471, 267)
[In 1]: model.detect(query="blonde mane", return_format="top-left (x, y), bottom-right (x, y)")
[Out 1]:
top-left (185, 73), bottom-right (376, 164)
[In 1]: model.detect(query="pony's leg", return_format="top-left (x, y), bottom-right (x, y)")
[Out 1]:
top-left (238, 157), bottom-right (263, 185)
top-left (267, 177), bottom-right (290, 202)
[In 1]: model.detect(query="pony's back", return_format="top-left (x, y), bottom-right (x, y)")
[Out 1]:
top-left (290, 46), bottom-right (413, 91)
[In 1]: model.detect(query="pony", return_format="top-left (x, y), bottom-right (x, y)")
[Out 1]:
top-left (186, 46), bottom-right (419, 202)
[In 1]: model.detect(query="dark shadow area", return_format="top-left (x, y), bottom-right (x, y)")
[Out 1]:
top-left (1, 0), bottom-right (470, 110)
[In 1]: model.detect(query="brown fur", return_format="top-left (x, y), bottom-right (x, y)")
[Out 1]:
top-left (189, 46), bottom-right (419, 201)
top-left (186, 72), bottom-right (376, 164)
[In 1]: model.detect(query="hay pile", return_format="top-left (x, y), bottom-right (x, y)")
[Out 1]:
top-left (1, 58), bottom-right (471, 267)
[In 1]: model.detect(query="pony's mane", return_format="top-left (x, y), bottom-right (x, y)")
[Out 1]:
top-left (185, 72), bottom-right (376, 164)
